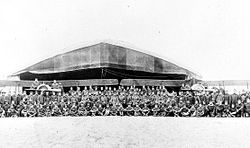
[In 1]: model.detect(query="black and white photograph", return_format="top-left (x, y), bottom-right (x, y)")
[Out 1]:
top-left (1, 0), bottom-right (250, 147)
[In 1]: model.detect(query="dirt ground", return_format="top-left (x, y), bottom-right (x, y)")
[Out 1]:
top-left (0, 117), bottom-right (249, 148)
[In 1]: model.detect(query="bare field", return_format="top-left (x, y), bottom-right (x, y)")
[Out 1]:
top-left (0, 117), bottom-right (249, 148)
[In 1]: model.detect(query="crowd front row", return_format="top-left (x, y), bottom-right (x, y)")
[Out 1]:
top-left (0, 86), bottom-right (249, 118)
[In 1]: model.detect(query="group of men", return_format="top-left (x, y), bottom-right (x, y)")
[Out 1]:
top-left (0, 83), bottom-right (250, 118)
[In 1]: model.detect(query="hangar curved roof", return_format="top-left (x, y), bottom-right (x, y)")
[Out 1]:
top-left (14, 42), bottom-right (199, 80)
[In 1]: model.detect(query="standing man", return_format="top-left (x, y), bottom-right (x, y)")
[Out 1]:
top-left (69, 87), bottom-right (75, 96)
top-left (51, 80), bottom-right (59, 89)
top-left (4, 92), bottom-right (12, 105)
top-left (231, 90), bottom-right (239, 105)
top-left (0, 92), bottom-right (5, 105)
top-left (32, 78), bottom-right (40, 89)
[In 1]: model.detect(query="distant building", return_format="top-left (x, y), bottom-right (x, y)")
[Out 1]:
top-left (204, 80), bottom-right (250, 94)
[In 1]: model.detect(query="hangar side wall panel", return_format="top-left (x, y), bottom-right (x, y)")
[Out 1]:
top-left (107, 44), bottom-right (119, 64)
top-left (117, 46), bottom-right (127, 68)
top-left (107, 44), bottom-right (127, 68)
top-left (154, 57), bottom-right (186, 74)
top-left (58, 48), bottom-right (91, 71)
top-left (28, 59), bottom-right (55, 72)
top-left (100, 43), bottom-right (110, 66)
top-left (90, 44), bottom-right (101, 68)
top-left (100, 44), bottom-right (127, 69)
top-left (126, 49), bottom-right (154, 73)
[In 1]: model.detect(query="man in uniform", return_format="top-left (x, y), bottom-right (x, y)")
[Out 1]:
top-left (70, 94), bottom-right (78, 104)
top-left (196, 103), bottom-right (205, 117)
top-left (133, 103), bottom-right (141, 116)
top-left (76, 87), bottom-right (81, 95)
top-left (165, 101), bottom-right (175, 117)
top-left (2, 101), bottom-right (10, 117)
top-left (206, 101), bottom-right (216, 117)
top-left (216, 91), bottom-right (224, 105)
top-left (244, 98), bottom-right (250, 117)
top-left (223, 101), bottom-right (231, 117)
top-left (63, 93), bottom-right (70, 103)
top-left (27, 105), bottom-right (37, 117)
top-left (90, 104), bottom-right (98, 116)
top-left (75, 87), bottom-right (82, 102)
top-left (37, 104), bottom-right (46, 117)
top-left (52, 105), bottom-right (62, 117)
top-left (96, 103), bottom-right (104, 116)
top-left (69, 87), bottom-right (75, 96)
top-left (4, 92), bottom-right (12, 106)
top-left (124, 103), bottom-right (134, 116)
top-left (0, 92), bottom-right (5, 105)
top-left (82, 86), bottom-right (88, 96)
top-left (28, 91), bottom-right (35, 105)
top-left (51, 92), bottom-right (58, 102)
top-left (45, 106), bottom-right (52, 117)
top-left (32, 91), bottom-right (39, 105)
top-left (223, 91), bottom-right (231, 106)
top-left (15, 104), bottom-right (22, 117)
top-left (231, 90), bottom-right (239, 105)
top-left (32, 78), bottom-right (40, 89)
top-left (61, 105), bottom-right (69, 116)
top-left (229, 103), bottom-right (237, 117)
top-left (179, 103), bottom-right (190, 117)
top-left (44, 91), bottom-right (51, 106)
top-left (69, 103), bottom-right (78, 116)
top-left (21, 105), bottom-right (28, 117)
top-left (77, 102), bottom-right (86, 116)
top-left (235, 99), bottom-right (244, 117)
top-left (51, 80), bottom-right (59, 89)
top-left (109, 104), bottom-right (118, 116)
top-left (190, 100), bottom-right (199, 117)
top-left (186, 91), bottom-right (195, 105)
top-left (110, 93), bottom-right (118, 106)
top-left (0, 105), bottom-right (5, 117)
top-left (21, 91), bottom-right (27, 100)
top-left (205, 91), bottom-right (212, 105)
top-left (141, 103), bottom-right (150, 116)
top-left (118, 91), bottom-right (125, 104)
top-left (152, 103), bottom-right (160, 116)
top-left (7, 105), bottom-right (17, 117)
top-left (11, 92), bottom-right (18, 106)
top-left (116, 103), bottom-right (124, 116)
top-left (214, 100), bottom-right (223, 116)
top-left (103, 104), bottom-right (111, 116)
top-left (37, 92), bottom-right (45, 105)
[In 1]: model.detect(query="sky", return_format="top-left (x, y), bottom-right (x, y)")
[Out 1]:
top-left (0, 0), bottom-right (250, 81)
